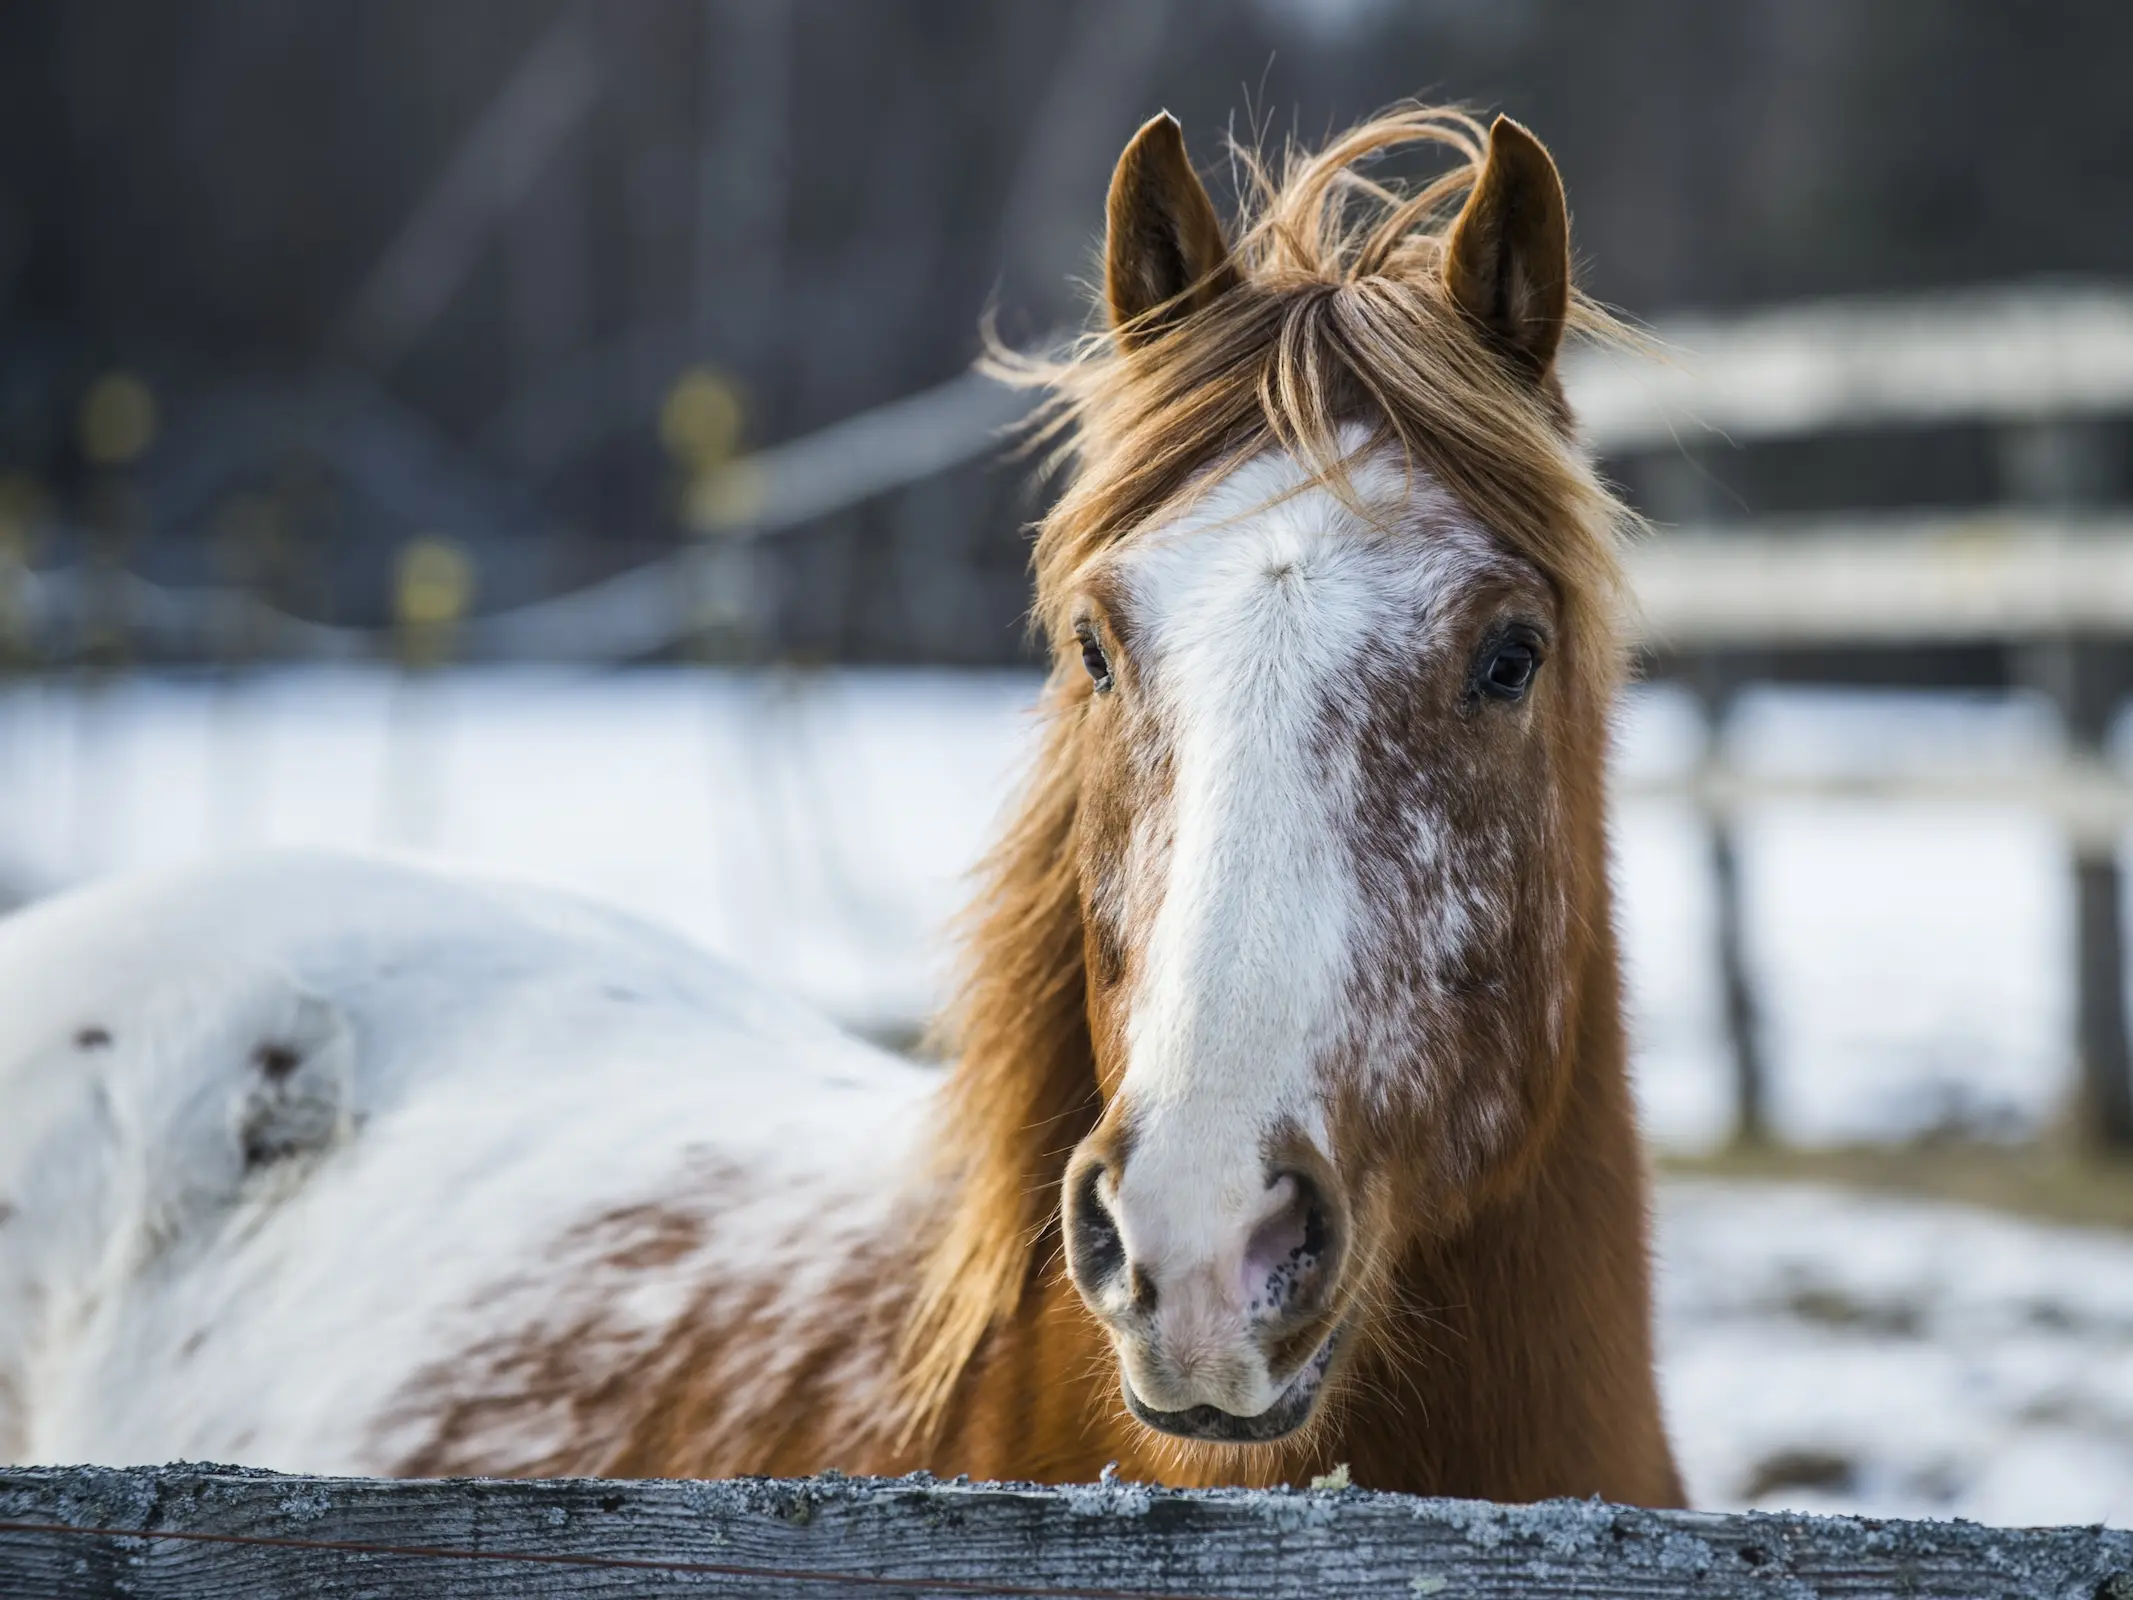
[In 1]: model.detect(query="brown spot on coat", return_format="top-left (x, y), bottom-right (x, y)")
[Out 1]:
top-left (74, 1026), bottom-right (112, 1051)
top-left (382, 1159), bottom-right (891, 1479)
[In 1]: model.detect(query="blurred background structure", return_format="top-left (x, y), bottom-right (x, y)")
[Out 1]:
top-left (6, 0), bottom-right (2133, 1524)
top-left (11, 2), bottom-right (2133, 658)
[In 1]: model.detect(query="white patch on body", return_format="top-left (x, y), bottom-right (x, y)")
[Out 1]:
top-left (1096, 440), bottom-right (1506, 1412)
top-left (0, 852), bottom-right (929, 1472)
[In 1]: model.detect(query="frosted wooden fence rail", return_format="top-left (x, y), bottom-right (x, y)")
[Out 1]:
top-left (2, 1465), bottom-right (2128, 1599)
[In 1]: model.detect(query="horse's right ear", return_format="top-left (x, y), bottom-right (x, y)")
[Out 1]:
top-left (1104, 113), bottom-right (1238, 351)
top-left (1443, 116), bottom-right (1571, 380)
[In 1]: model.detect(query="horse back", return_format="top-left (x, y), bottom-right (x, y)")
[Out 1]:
top-left (0, 851), bottom-right (925, 1471)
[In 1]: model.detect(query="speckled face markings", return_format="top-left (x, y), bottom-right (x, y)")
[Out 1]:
top-left (1063, 437), bottom-right (1572, 1436)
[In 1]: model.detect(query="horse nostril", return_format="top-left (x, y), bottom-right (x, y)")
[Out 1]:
top-left (1067, 1162), bottom-right (1128, 1296)
top-left (1246, 1169), bottom-right (1340, 1324)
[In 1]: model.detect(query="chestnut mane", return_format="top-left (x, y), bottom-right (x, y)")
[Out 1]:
top-left (896, 103), bottom-right (1641, 1445)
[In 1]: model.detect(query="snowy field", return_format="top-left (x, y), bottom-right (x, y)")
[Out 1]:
top-left (1661, 1180), bottom-right (2133, 1526)
top-left (0, 665), bottom-right (2124, 1523)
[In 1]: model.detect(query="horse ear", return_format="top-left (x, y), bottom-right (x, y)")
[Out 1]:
top-left (1443, 115), bottom-right (1571, 379)
top-left (1104, 113), bottom-right (1238, 350)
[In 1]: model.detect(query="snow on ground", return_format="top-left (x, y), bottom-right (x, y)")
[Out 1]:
top-left (1612, 682), bottom-right (2078, 1149)
top-left (0, 667), bottom-right (1041, 1036)
top-left (1660, 1179), bottom-right (2133, 1526)
top-left (0, 666), bottom-right (2126, 1522)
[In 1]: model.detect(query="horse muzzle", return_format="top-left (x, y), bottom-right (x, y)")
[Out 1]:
top-left (1118, 1324), bottom-right (1342, 1442)
top-left (1062, 1131), bottom-right (1351, 1443)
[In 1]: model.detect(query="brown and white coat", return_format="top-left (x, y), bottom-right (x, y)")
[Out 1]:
top-left (0, 104), bottom-right (1682, 1505)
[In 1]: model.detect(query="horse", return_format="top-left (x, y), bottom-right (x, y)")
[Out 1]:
top-left (0, 104), bottom-right (1682, 1505)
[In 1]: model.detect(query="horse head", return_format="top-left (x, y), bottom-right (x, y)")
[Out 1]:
top-left (1049, 110), bottom-right (1623, 1449)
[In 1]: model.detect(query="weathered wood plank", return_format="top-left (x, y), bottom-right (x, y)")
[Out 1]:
top-left (1626, 516), bottom-right (2133, 648)
top-left (0, 1465), bottom-right (2127, 1600)
top-left (1567, 286), bottom-right (2133, 453)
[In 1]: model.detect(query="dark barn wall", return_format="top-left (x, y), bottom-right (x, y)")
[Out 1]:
top-left (2, 0), bottom-right (2131, 661)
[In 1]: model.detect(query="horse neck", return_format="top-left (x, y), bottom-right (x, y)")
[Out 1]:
top-left (1337, 890), bottom-right (1685, 1506)
top-left (889, 700), bottom-right (1106, 1448)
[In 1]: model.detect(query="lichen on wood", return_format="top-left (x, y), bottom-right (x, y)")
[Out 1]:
top-left (1, 1462), bottom-right (2127, 1598)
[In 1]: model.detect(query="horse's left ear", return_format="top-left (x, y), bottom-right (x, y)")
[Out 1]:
top-left (1105, 113), bottom-right (1239, 350)
top-left (1443, 116), bottom-right (1571, 380)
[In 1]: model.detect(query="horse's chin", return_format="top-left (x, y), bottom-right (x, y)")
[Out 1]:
top-left (1121, 1329), bottom-right (1340, 1444)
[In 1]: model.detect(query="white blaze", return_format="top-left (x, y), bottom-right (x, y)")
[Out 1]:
top-left (1104, 443), bottom-right (1490, 1311)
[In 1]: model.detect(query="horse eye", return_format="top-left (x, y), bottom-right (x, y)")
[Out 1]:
top-left (1475, 629), bottom-right (1542, 702)
top-left (1078, 626), bottom-right (1114, 693)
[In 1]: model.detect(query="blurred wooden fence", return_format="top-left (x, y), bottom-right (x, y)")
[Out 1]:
top-left (1587, 289), bottom-right (2133, 1148)
top-left (9, 285), bottom-right (2133, 1144)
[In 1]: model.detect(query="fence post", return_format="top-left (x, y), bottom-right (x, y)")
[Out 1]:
top-left (2032, 637), bottom-right (2133, 1148)
top-left (2073, 841), bottom-right (2133, 1146)
top-left (1690, 661), bottom-right (1767, 1146)
top-left (2001, 419), bottom-right (2133, 1149)
top-left (1709, 800), bottom-right (1767, 1145)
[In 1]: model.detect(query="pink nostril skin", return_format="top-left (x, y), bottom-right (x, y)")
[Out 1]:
top-left (1241, 1170), bottom-right (1335, 1325)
